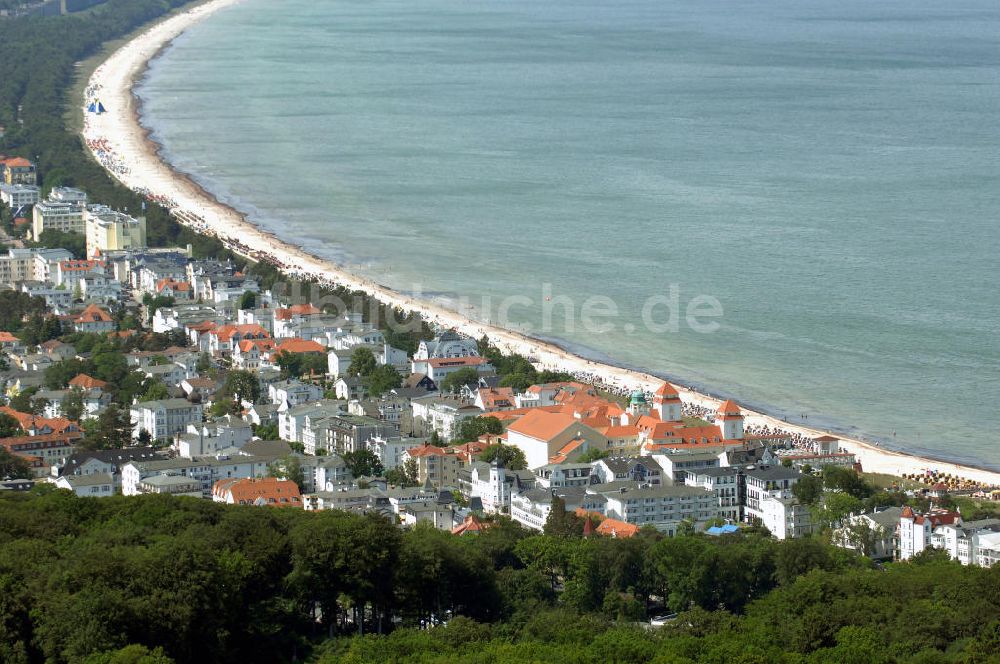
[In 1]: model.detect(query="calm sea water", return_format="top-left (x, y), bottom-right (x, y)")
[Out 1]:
top-left (137, 0), bottom-right (1000, 468)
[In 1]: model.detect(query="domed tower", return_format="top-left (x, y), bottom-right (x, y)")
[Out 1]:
top-left (653, 382), bottom-right (682, 422)
top-left (621, 389), bottom-right (649, 425)
top-left (715, 400), bottom-right (744, 440)
top-left (628, 389), bottom-right (649, 415)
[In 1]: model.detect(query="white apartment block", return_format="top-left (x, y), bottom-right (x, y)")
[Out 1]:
top-left (130, 398), bottom-right (204, 441)
top-left (85, 206), bottom-right (146, 258)
top-left (0, 183), bottom-right (39, 209)
top-left (31, 188), bottom-right (88, 241)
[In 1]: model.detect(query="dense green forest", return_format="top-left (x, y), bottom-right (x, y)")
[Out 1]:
top-left (1, 490), bottom-right (998, 663)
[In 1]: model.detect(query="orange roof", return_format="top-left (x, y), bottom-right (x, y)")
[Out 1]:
top-left (212, 324), bottom-right (270, 342)
top-left (59, 260), bottom-right (105, 271)
top-left (507, 410), bottom-right (579, 442)
top-left (272, 338), bottom-right (325, 355)
top-left (642, 423), bottom-right (726, 446)
top-left (911, 509), bottom-right (961, 527)
top-left (0, 407), bottom-right (80, 435)
top-left (3, 157), bottom-right (32, 168)
top-left (73, 304), bottom-right (112, 324)
top-left (717, 400), bottom-right (742, 418)
top-left (654, 382), bottom-right (680, 400)
top-left (406, 444), bottom-right (451, 458)
top-left (156, 278), bottom-right (191, 292)
top-left (186, 320), bottom-right (218, 333)
top-left (237, 338), bottom-right (276, 353)
top-left (274, 303), bottom-right (322, 321)
top-left (213, 477), bottom-right (302, 507)
top-left (452, 513), bottom-right (490, 535)
top-left (68, 374), bottom-right (108, 390)
top-left (479, 387), bottom-right (515, 410)
top-left (0, 331), bottom-right (19, 343)
top-left (452, 440), bottom-right (490, 463)
top-left (493, 404), bottom-right (566, 424)
top-left (596, 518), bottom-right (640, 539)
top-left (426, 356), bottom-right (488, 368)
top-left (549, 437), bottom-right (586, 464)
top-left (0, 431), bottom-right (83, 453)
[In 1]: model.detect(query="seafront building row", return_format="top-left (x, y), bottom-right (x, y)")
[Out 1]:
top-left (1, 150), bottom-right (997, 566)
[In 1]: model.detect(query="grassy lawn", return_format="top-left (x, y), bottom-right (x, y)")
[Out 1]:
top-left (862, 472), bottom-right (922, 491)
top-left (597, 388), bottom-right (628, 408)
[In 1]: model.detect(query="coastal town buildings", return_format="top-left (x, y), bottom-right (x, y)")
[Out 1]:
top-left (0, 183), bottom-right (39, 208)
top-left (130, 398), bottom-right (204, 441)
top-left (212, 477), bottom-right (302, 507)
top-left (898, 507), bottom-right (963, 561)
top-left (85, 206), bottom-right (147, 257)
top-left (0, 202), bottom-right (992, 556)
top-left (31, 187), bottom-right (88, 240)
top-left (0, 156), bottom-right (36, 185)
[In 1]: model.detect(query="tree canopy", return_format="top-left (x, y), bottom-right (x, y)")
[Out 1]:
top-left (478, 443), bottom-right (527, 470)
top-left (0, 490), bottom-right (996, 663)
top-left (456, 416), bottom-right (504, 444)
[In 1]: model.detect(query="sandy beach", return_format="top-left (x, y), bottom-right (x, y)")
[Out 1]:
top-left (80, 0), bottom-right (1000, 488)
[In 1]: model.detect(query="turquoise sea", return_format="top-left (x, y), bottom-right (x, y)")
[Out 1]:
top-left (136, 0), bottom-right (1000, 468)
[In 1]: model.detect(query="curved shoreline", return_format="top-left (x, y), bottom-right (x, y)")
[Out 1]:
top-left (80, 0), bottom-right (1000, 487)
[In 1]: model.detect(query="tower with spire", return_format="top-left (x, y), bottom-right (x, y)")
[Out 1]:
top-left (715, 400), bottom-right (744, 440)
top-left (653, 382), bottom-right (682, 421)
top-left (488, 458), bottom-right (508, 514)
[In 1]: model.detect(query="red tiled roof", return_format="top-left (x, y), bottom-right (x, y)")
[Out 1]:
top-left (479, 387), bottom-right (515, 410)
top-left (596, 518), bottom-right (640, 539)
top-left (59, 260), bottom-right (105, 272)
top-left (452, 514), bottom-right (489, 535)
top-left (156, 278), bottom-right (191, 292)
top-left (237, 338), bottom-right (276, 353)
top-left (0, 407), bottom-right (80, 435)
top-left (406, 444), bottom-right (451, 458)
top-left (272, 338), bottom-right (325, 355)
top-left (426, 356), bottom-right (487, 368)
top-left (451, 440), bottom-right (490, 464)
top-left (212, 324), bottom-right (269, 342)
top-left (213, 477), bottom-right (302, 507)
top-left (274, 304), bottom-right (322, 321)
top-left (717, 400), bottom-right (742, 419)
top-left (654, 382), bottom-right (680, 399)
top-left (73, 304), bottom-right (112, 324)
top-left (68, 374), bottom-right (108, 390)
top-left (186, 320), bottom-right (218, 333)
top-left (549, 437), bottom-right (586, 464)
top-left (0, 431), bottom-right (83, 454)
top-left (507, 410), bottom-right (579, 442)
